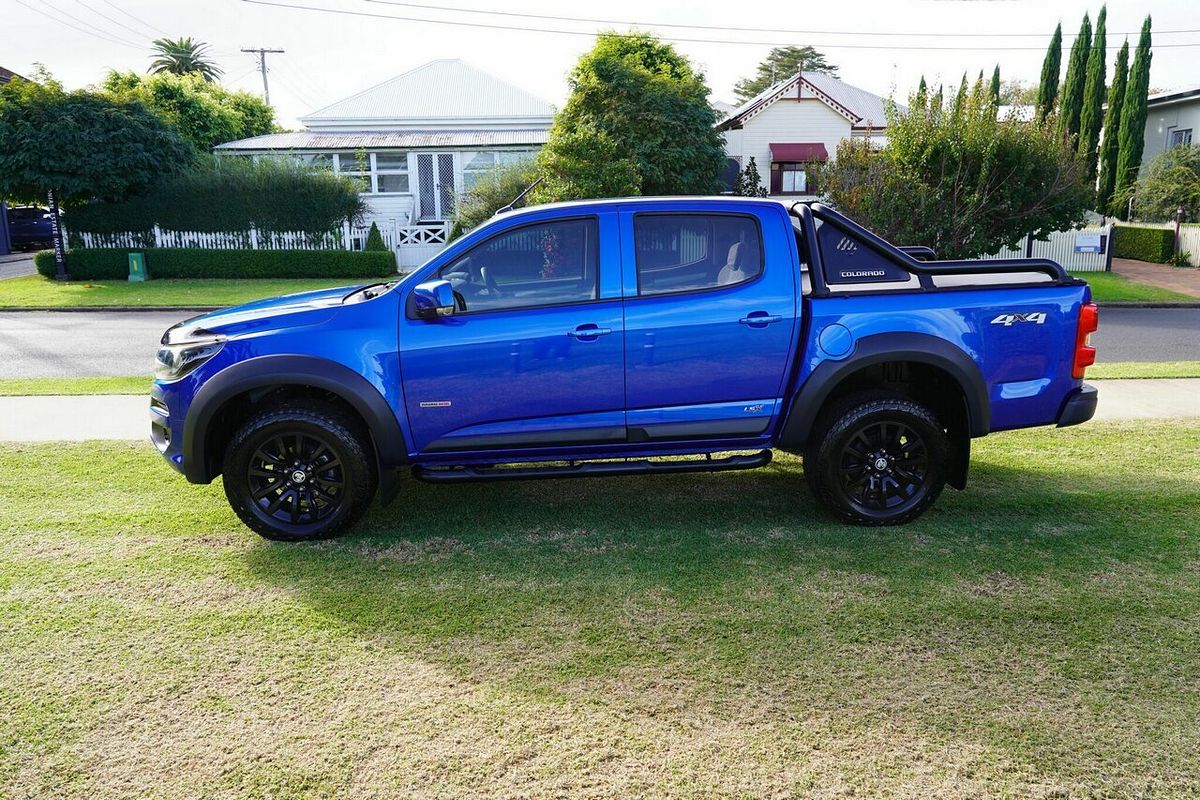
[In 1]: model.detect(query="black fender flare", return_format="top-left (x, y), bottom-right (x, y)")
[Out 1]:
top-left (777, 332), bottom-right (990, 451)
top-left (182, 355), bottom-right (408, 500)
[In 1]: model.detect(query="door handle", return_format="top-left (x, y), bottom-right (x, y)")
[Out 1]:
top-left (567, 324), bottom-right (613, 339)
top-left (739, 312), bottom-right (783, 326)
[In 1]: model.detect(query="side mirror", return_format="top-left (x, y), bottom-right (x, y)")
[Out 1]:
top-left (411, 279), bottom-right (456, 320)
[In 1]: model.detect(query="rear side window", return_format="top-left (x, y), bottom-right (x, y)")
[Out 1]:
top-left (634, 214), bottom-right (762, 296)
top-left (437, 217), bottom-right (598, 313)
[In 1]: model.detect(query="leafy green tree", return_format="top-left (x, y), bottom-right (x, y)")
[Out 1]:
top-left (1058, 13), bottom-right (1091, 142)
top-left (101, 71), bottom-right (275, 152)
top-left (733, 46), bottom-right (838, 101)
top-left (452, 159), bottom-right (539, 237)
top-left (989, 66), bottom-right (1001, 107)
top-left (1097, 40), bottom-right (1130, 212)
top-left (0, 75), bottom-right (193, 275)
top-left (1114, 16), bottom-right (1153, 218)
top-left (820, 80), bottom-right (1092, 259)
top-left (536, 32), bottom-right (725, 200)
top-left (1036, 23), bottom-right (1063, 120)
top-left (931, 84), bottom-right (944, 112)
top-left (733, 157), bottom-right (768, 197)
top-left (150, 37), bottom-right (223, 81)
top-left (1000, 79), bottom-right (1038, 107)
top-left (1077, 6), bottom-right (1107, 179)
top-left (952, 73), bottom-right (969, 119)
top-left (1122, 145), bottom-right (1200, 222)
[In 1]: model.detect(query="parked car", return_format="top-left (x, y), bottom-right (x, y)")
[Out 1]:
top-left (6, 206), bottom-right (53, 250)
top-left (151, 198), bottom-right (1098, 541)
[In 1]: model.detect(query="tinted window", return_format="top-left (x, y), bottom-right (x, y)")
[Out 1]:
top-left (438, 218), bottom-right (598, 312)
top-left (634, 214), bottom-right (762, 296)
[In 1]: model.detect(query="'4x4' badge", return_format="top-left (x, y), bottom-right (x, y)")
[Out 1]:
top-left (990, 312), bottom-right (1047, 326)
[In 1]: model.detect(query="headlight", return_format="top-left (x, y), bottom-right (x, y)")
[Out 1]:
top-left (155, 335), bottom-right (225, 381)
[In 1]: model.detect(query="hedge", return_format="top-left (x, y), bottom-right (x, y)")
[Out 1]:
top-left (1114, 225), bottom-right (1174, 263)
top-left (35, 248), bottom-right (396, 281)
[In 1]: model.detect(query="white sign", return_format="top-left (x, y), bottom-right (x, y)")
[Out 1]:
top-left (1075, 231), bottom-right (1103, 253)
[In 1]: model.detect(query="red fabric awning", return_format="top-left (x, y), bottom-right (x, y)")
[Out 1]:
top-left (769, 142), bottom-right (829, 162)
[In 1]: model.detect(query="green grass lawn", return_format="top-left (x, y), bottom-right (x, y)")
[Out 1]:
top-left (1088, 361), bottom-right (1200, 379)
top-left (1071, 270), bottom-right (1196, 303)
top-left (0, 376), bottom-right (150, 396)
top-left (2, 422), bottom-right (1198, 797)
top-left (0, 275), bottom-right (361, 308)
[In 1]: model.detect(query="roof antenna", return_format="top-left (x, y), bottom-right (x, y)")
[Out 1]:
top-left (496, 176), bottom-right (543, 215)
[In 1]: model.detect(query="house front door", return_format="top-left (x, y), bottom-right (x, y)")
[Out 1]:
top-left (416, 152), bottom-right (455, 221)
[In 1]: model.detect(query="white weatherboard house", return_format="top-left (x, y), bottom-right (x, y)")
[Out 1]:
top-left (717, 71), bottom-right (893, 199)
top-left (215, 59), bottom-right (553, 267)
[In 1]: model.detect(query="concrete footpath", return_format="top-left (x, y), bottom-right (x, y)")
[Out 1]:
top-left (1, 379), bottom-right (1198, 442)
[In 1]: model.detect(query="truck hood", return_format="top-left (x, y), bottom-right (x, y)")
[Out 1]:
top-left (164, 284), bottom-right (362, 342)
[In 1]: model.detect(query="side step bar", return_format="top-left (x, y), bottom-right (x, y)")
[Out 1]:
top-left (412, 449), bottom-right (773, 484)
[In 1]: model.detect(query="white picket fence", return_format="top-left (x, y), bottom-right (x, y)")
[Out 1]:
top-left (975, 225), bottom-right (1113, 272)
top-left (69, 220), bottom-right (454, 272)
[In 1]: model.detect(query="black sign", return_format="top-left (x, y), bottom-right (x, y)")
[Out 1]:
top-left (47, 188), bottom-right (69, 281)
top-left (817, 224), bottom-right (910, 284)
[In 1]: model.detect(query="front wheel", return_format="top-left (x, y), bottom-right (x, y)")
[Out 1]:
top-left (804, 395), bottom-right (948, 526)
top-left (222, 401), bottom-right (377, 541)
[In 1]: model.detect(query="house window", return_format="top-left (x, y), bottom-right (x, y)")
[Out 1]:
top-left (329, 151), bottom-right (409, 194)
top-left (463, 150), bottom-right (536, 190)
top-left (774, 162), bottom-right (808, 194)
top-left (1170, 128), bottom-right (1193, 148)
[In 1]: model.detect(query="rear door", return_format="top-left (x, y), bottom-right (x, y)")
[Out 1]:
top-left (618, 205), bottom-right (800, 440)
top-left (399, 212), bottom-right (627, 454)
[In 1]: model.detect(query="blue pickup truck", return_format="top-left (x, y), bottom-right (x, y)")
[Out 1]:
top-left (151, 198), bottom-right (1098, 541)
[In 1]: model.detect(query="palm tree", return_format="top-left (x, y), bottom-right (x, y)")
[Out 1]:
top-left (149, 37), bottom-right (223, 81)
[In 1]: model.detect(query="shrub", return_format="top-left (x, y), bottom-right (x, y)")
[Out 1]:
top-left (66, 157), bottom-right (366, 240)
top-left (364, 222), bottom-right (388, 252)
top-left (1113, 225), bottom-right (1174, 263)
top-left (452, 160), bottom-right (539, 238)
top-left (35, 248), bottom-right (396, 280)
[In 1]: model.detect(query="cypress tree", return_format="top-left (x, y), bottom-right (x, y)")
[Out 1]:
top-left (1057, 13), bottom-right (1091, 141)
top-left (1097, 40), bottom-right (1129, 212)
top-left (1077, 5), bottom-right (1108, 179)
top-left (1036, 23), bottom-right (1063, 120)
top-left (932, 84), bottom-right (944, 113)
top-left (989, 65), bottom-right (1001, 107)
top-left (1114, 16), bottom-right (1153, 217)
top-left (952, 73), bottom-right (968, 117)
top-left (916, 75), bottom-right (928, 109)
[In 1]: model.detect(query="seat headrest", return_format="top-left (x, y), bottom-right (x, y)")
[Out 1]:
top-left (724, 241), bottom-right (742, 269)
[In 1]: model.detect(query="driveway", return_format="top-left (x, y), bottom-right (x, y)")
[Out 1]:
top-left (0, 253), bottom-right (36, 280)
top-left (0, 311), bottom-right (189, 378)
top-left (1112, 258), bottom-right (1200, 298)
top-left (1091, 307), bottom-right (1199, 362)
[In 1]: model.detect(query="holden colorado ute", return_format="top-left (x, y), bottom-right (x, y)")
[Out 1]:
top-left (151, 198), bottom-right (1099, 541)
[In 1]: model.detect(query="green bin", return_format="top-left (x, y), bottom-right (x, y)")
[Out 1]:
top-left (128, 252), bottom-right (147, 282)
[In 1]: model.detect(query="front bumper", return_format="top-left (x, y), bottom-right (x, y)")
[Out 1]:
top-left (150, 382), bottom-right (186, 475)
top-left (1056, 383), bottom-right (1098, 428)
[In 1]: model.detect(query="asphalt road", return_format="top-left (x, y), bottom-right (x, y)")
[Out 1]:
top-left (0, 307), bottom-right (1195, 379)
top-left (0, 311), bottom-right (187, 378)
top-left (0, 253), bottom-right (36, 280)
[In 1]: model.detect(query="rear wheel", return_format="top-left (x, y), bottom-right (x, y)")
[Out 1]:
top-left (222, 401), bottom-right (377, 541)
top-left (804, 395), bottom-right (948, 526)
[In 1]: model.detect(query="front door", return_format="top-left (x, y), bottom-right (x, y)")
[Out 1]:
top-left (399, 214), bottom-right (626, 454)
top-left (619, 207), bottom-right (799, 440)
top-left (416, 152), bottom-right (455, 221)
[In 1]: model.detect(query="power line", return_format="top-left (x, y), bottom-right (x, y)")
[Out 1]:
top-left (241, 0), bottom-right (1200, 51)
top-left (73, 0), bottom-right (154, 41)
top-left (43, 0), bottom-right (144, 45)
top-left (242, 47), bottom-right (285, 105)
top-left (363, 0), bottom-right (1200, 40)
top-left (14, 0), bottom-right (144, 48)
top-left (95, 0), bottom-right (169, 36)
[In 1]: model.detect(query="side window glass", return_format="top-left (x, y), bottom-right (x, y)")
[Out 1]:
top-left (437, 218), bottom-right (598, 312)
top-left (634, 214), bottom-right (762, 296)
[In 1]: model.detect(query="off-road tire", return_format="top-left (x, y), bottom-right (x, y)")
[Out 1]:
top-left (222, 400), bottom-right (377, 542)
top-left (804, 394), bottom-right (948, 526)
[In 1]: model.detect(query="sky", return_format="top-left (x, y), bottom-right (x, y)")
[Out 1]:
top-left (5, 0), bottom-right (1199, 129)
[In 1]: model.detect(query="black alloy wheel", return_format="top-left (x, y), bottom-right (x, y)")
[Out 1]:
top-left (805, 395), bottom-right (949, 526)
top-left (223, 401), bottom-right (377, 541)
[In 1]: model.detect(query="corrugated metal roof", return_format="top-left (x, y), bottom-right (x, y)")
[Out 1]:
top-left (300, 59), bottom-right (554, 124)
top-left (719, 72), bottom-right (896, 131)
top-left (214, 130), bottom-right (549, 151)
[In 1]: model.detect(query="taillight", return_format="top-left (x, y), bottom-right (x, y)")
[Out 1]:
top-left (1072, 302), bottom-right (1098, 379)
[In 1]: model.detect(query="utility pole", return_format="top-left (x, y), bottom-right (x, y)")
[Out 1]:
top-left (241, 47), bottom-right (285, 106)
